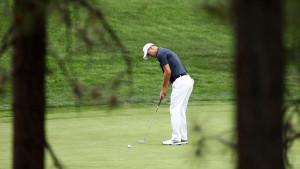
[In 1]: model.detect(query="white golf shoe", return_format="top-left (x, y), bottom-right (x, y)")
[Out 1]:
top-left (162, 139), bottom-right (181, 145)
top-left (181, 140), bottom-right (188, 144)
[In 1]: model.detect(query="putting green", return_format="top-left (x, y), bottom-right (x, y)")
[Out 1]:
top-left (1, 102), bottom-right (299, 168)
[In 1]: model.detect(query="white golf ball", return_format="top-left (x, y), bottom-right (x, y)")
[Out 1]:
top-left (128, 145), bottom-right (131, 148)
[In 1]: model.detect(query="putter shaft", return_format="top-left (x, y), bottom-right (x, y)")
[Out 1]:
top-left (142, 98), bottom-right (162, 142)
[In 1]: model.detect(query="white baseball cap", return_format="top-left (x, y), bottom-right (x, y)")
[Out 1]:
top-left (143, 43), bottom-right (154, 60)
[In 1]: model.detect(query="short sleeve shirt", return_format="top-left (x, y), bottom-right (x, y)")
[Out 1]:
top-left (156, 47), bottom-right (187, 83)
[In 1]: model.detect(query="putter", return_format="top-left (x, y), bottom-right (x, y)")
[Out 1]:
top-left (139, 98), bottom-right (162, 143)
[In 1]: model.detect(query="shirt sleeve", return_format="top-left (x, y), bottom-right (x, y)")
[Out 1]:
top-left (157, 52), bottom-right (169, 68)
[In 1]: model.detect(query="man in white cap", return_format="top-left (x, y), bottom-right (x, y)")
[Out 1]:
top-left (143, 43), bottom-right (194, 145)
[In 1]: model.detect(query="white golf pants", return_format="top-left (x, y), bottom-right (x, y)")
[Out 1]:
top-left (170, 75), bottom-right (194, 142)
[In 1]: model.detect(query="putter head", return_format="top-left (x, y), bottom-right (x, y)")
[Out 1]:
top-left (138, 140), bottom-right (146, 143)
top-left (139, 98), bottom-right (161, 144)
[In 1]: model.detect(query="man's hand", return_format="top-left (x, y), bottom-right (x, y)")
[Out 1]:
top-left (160, 64), bottom-right (171, 100)
top-left (160, 88), bottom-right (167, 100)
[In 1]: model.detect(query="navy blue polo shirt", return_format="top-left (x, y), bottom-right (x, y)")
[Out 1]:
top-left (157, 47), bottom-right (187, 83)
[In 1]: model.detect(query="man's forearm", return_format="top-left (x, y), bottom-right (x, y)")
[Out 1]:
top-left (162, 71), bottom-right (171, 90)
top-left (164, 80), bottom-right (171, 90)
top-left (161, 64), bottom-right (171, 99)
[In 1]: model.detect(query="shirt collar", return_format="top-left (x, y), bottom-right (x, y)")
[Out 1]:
top-left (156, 47), bottom-right (161, 58)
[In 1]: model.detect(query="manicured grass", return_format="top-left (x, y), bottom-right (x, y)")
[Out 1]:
top-left (0, 0), bottom-right (299, 110)
top-left (1, 102), bottom-right (300, 168)
top-left (1, 0), bottom-right (300, 168)
top-left (0, 0), bottom-right (235, 110)
top-left (0, 102), bottom-right (237, 169)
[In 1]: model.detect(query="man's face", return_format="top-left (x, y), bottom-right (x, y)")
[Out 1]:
top-left (147, 46), bottom-right (157, 58)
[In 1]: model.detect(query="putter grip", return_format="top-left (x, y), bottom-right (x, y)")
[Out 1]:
top-left (158, 98), bottom-right (162, 106)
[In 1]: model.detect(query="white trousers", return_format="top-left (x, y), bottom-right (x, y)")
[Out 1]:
top-left (170, 75), bottom-right (194, 142)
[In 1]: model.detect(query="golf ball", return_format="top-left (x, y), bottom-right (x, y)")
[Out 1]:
top-left (128, 145), bottom-right (131, 148)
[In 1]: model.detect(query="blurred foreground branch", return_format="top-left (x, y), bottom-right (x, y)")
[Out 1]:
top-left (45, 141), bottom-right (64, 169)
top-left (72, 0), bottom-right (132, 74)
top-left (194, 125), bottom-right (236, 156)
top-left (0, 24), bottom-right (13, 59)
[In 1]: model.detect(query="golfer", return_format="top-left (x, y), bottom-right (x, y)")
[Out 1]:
top-left (143, 43), bottom-right (194, 145)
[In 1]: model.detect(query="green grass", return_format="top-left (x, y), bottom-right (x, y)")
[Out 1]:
top-left (0, 0), bottom-right (235, 110)
top-left (0, 102), bottom-right (237, 169)
top-left (1, 1), bottom-right (300, 168)
top-left (1, 0), bottom-right (299, 110)
top-left (1, 102), bottom-right (299, 168)
top-left (0, 1), bottom-right (300, 167)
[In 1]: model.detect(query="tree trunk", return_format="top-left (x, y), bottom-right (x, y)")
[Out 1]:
top-left (233, 0), bottom-right (285, 169)
top-left (12, 0), bottom-right (47, 168)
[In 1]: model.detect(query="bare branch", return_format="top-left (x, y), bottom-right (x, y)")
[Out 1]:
top-left (194, 125), bottom-right (236, 157)
top-left (283, 132), bottom-right (300, 169)
top-left (70, 0), bottom-right (134, 98)
top-left (283, 104), bottom-right (300, 168)
top-left (71, 0), bottom-right (132, 74)
top-left (45, 140), bottom-right (64, 169)
top-left (0, 40), bottom-right (12, 59)
top-left (284, 132), bottom-right (300, 146)
top-left (215, 136), bottom-right (237, 149)
top-left (48, 43), bottom-right (75, 86)
top-left (0, 24), bottom-right (13, 59)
